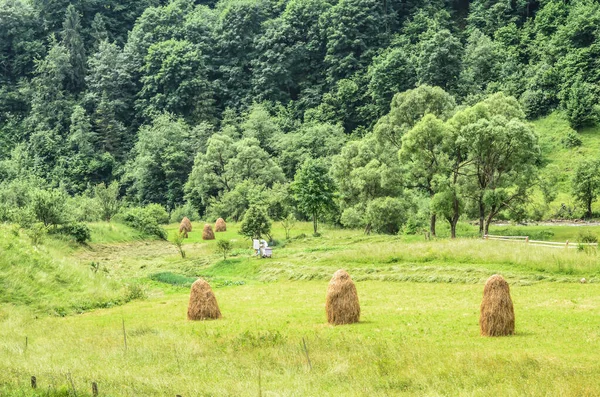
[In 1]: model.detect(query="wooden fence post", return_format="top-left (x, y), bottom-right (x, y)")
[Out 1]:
top-left (566, 240), bottom-right (569, 248)
top-left (525, 236), bottom-right (529, 243)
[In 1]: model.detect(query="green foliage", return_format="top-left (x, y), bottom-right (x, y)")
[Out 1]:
top-left (564, 75), bottom-right (598, 130)
top-left (562, 131), bottom-right (583, 148)
top-left (31, 189), bottom-right (69, 227)
top-left (95, 181), bottom-right (120, 222)
top-left (172, 232), bottom-right (186, 258)
top-left (127, 114), bottom-right (196, 209)
top-left (366, 197), bottom-right (408, 235)
top-left (280, 213), bottom-right (297, 239)
top-left (572, 159), bottom-right (600, 218)
top-left (169, 203), bottom-right (199, 223)
top-left (54, 223), bottom-right (92, 244)
top-left (121, 206), bottom-right (168, 240)
top-left (292, 159), bottom-right (336, 234)
top-left (239, 205), bottom-right (271, 240)
top-left (216, 239), bottom-right (232, 260)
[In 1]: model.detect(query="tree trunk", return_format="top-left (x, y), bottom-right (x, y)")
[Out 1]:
top-left (430, 214), bottom-right (436, 237)
top-left (587, 200), bottom-right (593, 219)
top-left (450, 220), bottom-right (457, 239)
top-left (313, 212), bottom-right (318, 234)
top-left (478, 199), bottom-right (485, 235)
top-left (484, 212), bottom-right (494, 235)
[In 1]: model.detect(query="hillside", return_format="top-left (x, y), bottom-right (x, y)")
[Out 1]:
top-left (534, 112), bottom-right (600, 218)
top-left (0, 227), bottom-right (134, 315)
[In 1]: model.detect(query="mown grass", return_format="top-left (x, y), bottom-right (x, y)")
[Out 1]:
top-left (2, 220), bottom-right (600, 395)
top-left (1, 281), bottom-right (599, 396)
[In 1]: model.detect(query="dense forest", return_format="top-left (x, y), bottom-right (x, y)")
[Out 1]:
top-left (1, 0), bottom-right (600, 239)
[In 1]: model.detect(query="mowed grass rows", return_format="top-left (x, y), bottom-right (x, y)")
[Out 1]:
top-left (2, 221), bottom-right (600, 395)
top-left (1, 281), bottom-right (600, 396)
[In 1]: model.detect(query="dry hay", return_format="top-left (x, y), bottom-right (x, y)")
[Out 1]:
top-left (326, 269), bottom-right (360, 325)
top-left (179, 217), bottom-right (192, 238)
top-left (187, 278), bottom-right (221, 320)
top-left (202, 223), bottom-right (215, 240)
top-left (479, 274), bottom-right (515, 337)
top-left (215, 218), bottom-right (227, 232)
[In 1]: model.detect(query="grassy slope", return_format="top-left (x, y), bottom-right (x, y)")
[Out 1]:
top-left (533, 111), bottom-right (600, 216)
top-left (0, 226), bottom-right (130, 315)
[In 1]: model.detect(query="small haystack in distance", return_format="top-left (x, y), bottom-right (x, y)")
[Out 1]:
top-left (179, 217), bottom-right (192, 238)
top-left (480, 274), bottom-right (515, 336)
top-left (202, 223), bottom-right (215, 240)
top-left (187, 278), bottom-right (221, 320)
top-left (326, 269), bottom-right (360, 325)
top-left (215, 217), bottom-right (227, 232)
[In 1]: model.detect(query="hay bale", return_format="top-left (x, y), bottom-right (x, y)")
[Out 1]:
top-left (187, 278), bottom-right (221, 320)
top-left (215, 218), bottom-right (226, 232)
top-left (179, 217), bottom-right (192, 238)
top-left (326, 269), bottom-right (360, 325)
top-left (479, 275), bottom-right (515, 336)
top-left (202, 223), bottom-right (215, 240)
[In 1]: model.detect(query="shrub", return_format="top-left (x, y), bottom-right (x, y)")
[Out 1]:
top-left (340, 207), bottom-right (365, 229)
top-left (578, 230), bottom-right (598, 244)
top-left (366, 197), bottom-right (407, 234)
top-left (240, 205), bottom-right (272, 240)
top-left (31, 188), bottom-right (69, 227)
top-left (170, 203), bottom-right (199, 223)
top-left (94, 181), bottom-right (120, 222)
top-left (280, 213), bottom-right (297, 239)
top-left (56, 223), bottom-right (91, 243)
top-left (172, 232), bottom-right (186, 258)
top-left (562, 131), bottom-right (582, 148)
top-left (145, 203), bottom-right (169, 224)
top-left (69, 195), bottom-right (102, 222)
top-left (216, 240), bottom-right (232, 260)
top-left (121, 207), bottom-right (168, 240)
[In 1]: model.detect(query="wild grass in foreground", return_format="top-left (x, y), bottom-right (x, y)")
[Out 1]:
top-left (1, 281), bottom-right (599, 396)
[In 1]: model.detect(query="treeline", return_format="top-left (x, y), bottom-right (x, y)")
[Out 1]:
top-left (1, 0), bottom-right (599, 235)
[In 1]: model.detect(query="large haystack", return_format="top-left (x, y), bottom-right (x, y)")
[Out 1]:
top-left (179, 217), bottom-right (192, 238)
top-left (215, 218), bottom-right (227, 232)
top-left (480, 275), bottom-right (515, 336)
top-left (187, 278), bottom-right (221, 320)
top-left (202, 223), bottom-right (215, 240)
top-left (326, 269), bottom-right (360, 325)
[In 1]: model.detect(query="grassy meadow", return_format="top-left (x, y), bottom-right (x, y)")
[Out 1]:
top-left (2, 220), bottom-right (600, 396)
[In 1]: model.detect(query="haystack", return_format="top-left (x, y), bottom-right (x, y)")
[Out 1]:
top-left (326, 269), bottom-right (360, 325)
top-left (202, 223), bottom-right (215, 240)
top-left (215, 218), bottom-right (227, 232)
top-left (179, 217), bottom-right (192, 238)
top-left (480, 275), bottom-right (515, 336)
top-left (187, 278), bottom-right (221, 320)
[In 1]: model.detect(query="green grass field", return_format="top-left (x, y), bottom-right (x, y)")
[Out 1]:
top-left (2, 220), bottom-right (600, 396)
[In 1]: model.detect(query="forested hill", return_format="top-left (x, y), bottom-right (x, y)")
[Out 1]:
top-left (1, 0), bottom-right (600, 235)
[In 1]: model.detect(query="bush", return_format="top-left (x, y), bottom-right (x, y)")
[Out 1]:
top-left (240, 205), bottom-right (272, 240)
top-left (145, 203), bottom-right (169, 224)
top-left (56, 223), bottom-right (91, 243)
top-left (562, 131), bottom-right (582, 148)
top-left (169, 203), bottom-right (199, 223)
top-left (121, 207), bottom-right (168, 240)
top-left (216, 240), bottom-right (232, 260)
top-left (31, 188), bottom-right (69, 227)
top-left (578, 230), bottom-right (598, 244)
top-left (69, 195), bottom-right (102, 222)
top-left (340, 207), bottom-right (365, 229)
top-left (366, 197), bottom-right (407, 234)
